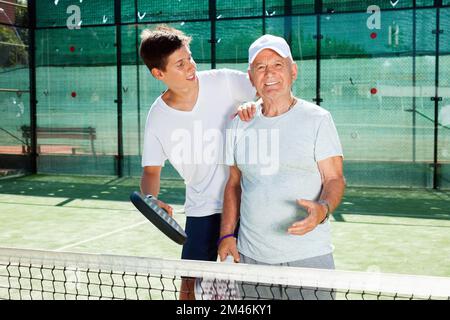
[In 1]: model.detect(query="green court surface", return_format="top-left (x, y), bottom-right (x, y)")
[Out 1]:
top-left (0, 174), bottom-right (449, 278)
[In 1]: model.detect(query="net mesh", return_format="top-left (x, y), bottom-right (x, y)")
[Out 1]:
top-left (1, 247), bottom-right (449, 300)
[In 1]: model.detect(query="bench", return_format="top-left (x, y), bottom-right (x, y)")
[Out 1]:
top-left (21, 126), bottom-right (97, 155)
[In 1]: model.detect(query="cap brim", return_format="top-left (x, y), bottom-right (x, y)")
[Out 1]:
top-left (249, 46), bottom-right (290, 64)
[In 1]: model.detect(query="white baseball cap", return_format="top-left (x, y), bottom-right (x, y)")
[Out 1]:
top-left (248, 34), bottom-right (293, 64)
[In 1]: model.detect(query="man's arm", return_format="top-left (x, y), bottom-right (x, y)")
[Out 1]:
top-left (224, 69), bottom-right (257, 122)
top-left (140, 166), bottom-right (162, 196)
top-left (140, 165), bottom-right (173, 216)
top-left (218, 165), bottom-right (242, 262)
top-left (288, 156), bottom-right (345, 236)
top-left (317, 156), bottom-right (346, 214)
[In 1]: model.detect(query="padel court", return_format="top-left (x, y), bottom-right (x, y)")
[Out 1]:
top-left (1, 1), bottom-right (450, 300)
top-left (0, 174), bottom-right (448, 277)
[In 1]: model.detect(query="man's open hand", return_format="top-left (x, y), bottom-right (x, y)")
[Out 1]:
top-left (287, 199), bottom-right (328, 236)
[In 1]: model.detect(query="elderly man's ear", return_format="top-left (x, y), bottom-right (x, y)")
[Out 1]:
top-left (291, 61), bottom-right (298, 81)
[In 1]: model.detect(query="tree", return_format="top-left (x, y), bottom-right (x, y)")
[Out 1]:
top-left (0, 3), bottom-right (28, 68)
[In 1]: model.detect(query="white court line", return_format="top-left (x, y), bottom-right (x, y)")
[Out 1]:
top-left (53, 221), bottom-right (147, 252)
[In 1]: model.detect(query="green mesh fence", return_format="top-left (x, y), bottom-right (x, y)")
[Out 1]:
top-left (36, 0), bottom-right (116, 28)
top-left (0, 1), bottom-right (450, 188)
top-left (439, 9), bottom-right (450, 188)
top-left (0, 0), bottom-right (30, 173)
top-left (322, 0), bottom-right (417, 12)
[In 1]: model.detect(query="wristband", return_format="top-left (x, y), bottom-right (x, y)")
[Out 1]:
top-left (145, 194), bottom-right (157, 200)
top-left (318, 199), bottom-right (331, 224)
top-left (217, 233), bottom-right (235, 246)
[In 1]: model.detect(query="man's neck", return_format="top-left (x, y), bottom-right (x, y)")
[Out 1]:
top-left (162, 83), bottom-right (199, 112)
top-left (261, 94), bottom-right (296, 117)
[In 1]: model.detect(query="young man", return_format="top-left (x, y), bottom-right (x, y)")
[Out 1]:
top-left (139, 25), bottom-right (255, 299)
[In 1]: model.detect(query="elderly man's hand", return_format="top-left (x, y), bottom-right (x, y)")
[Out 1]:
top-left (236, 102), bottom-right (257, 122)
top-left (287, 199), bottom-right (328, 236)
top-left (218, 237), bottom-right (240, 263)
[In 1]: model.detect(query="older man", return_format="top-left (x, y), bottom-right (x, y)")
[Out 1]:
top-left (218, 35), bottom-right (345, 299)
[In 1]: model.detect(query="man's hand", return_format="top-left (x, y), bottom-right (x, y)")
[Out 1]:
top-left (236, 102), bottom-right (257, 122)
top-left (218, 237), bottom-right (240, 263)
top-left (287, 199), bottom-right (328, 236)
top-left (155, 199), bottom-right (174, 217)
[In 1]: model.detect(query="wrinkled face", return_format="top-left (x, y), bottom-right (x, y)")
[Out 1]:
top-left (152, 45), bottom-right (197, 90)
top-left (248, 49), bottom-right (297, 100)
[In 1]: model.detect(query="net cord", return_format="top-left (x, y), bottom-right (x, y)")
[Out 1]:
top-left (1, 247), bottom-right (449, 298)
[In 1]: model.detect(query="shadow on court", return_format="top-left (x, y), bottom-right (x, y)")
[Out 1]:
top-left (0, 174), bottom-right (449, 221)
top-left (335, 187), bottom-right (450, 222)
top-left (0, 174), bottom-right (186, 205)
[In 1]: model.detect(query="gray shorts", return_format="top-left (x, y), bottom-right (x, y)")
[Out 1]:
top-left (238, 253), bottom-right (336, 300)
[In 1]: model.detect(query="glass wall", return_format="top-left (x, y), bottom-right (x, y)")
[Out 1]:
top-left (1, 0), bottom-right (449, 188)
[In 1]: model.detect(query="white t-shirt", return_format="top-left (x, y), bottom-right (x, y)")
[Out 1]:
top-left (142, 69), bottom-right (256, 217)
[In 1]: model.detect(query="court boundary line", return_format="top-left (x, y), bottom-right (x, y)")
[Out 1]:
top-left (0, 200), bottom-right (185, 213)
top-left (53, 221), bottom-right (148, 252)
top-left (0, 200), bottom-right (138, 211)
top-left (336, 210), bottom-right (450, 220)
top-left (331, 219), bottom-right (450, 229)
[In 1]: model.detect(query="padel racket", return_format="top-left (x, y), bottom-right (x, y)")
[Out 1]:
top-left (194, 256), bottom-right (241, 300)
top-left (130, 191), bottom-right (187, 245)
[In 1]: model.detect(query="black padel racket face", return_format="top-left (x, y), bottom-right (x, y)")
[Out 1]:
top-left (130, 191), bottom-right (187, 245)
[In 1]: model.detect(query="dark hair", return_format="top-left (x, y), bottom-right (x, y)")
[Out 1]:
top-left (139, 25), bottom-right (192, 72)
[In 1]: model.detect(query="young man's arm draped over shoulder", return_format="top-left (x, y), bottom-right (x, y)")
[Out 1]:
top-left (225, 69), bottom-right (256, 103)
top-left (224, 69), bottom-right (258, 121)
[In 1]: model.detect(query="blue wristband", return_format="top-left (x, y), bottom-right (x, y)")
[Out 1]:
top-left (217, 233), bottom-right (235, 246)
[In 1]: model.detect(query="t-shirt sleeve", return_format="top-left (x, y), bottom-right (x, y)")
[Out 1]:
top-left (141, 127), bottom-right (167, 167)
top-left (314, 112), bottom-right (344, 162)
top-left (225, 69), bottom-right (256, 103)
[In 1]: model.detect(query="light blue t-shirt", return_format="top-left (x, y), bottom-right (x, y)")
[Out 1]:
top-left (225, 98), bottom-right (343, 263)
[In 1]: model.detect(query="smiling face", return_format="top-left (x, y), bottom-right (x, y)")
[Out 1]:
top-left (248, 49), bottom-right (297, 101)
top-left (151, 44), bottom-right (197, 91)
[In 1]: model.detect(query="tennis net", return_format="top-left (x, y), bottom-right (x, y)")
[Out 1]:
top-left (1, 247), bottom-right (449, 300)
